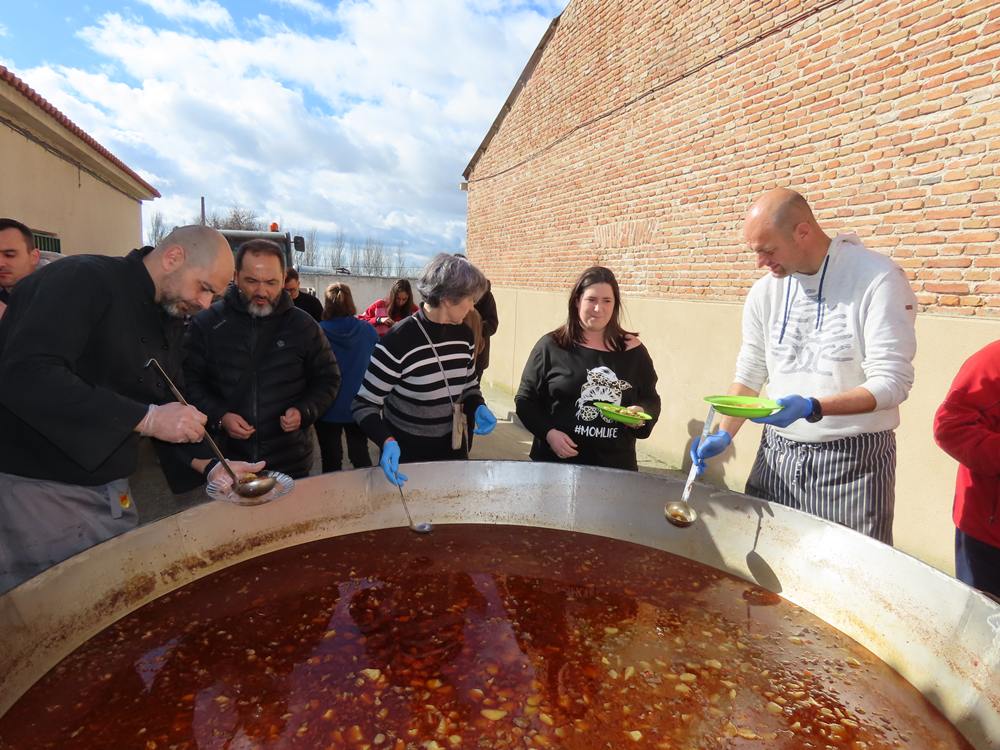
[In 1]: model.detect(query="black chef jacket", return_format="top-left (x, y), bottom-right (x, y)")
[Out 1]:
top-left (0, 247), bottom-right (210, 491)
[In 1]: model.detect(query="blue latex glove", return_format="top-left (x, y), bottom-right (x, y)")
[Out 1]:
top-left (690, 430), bottom-right (731, 475)
top-left (751, 395), bottom-right (813, 427)
top-left (474, 404), bottom-right (497, 435)
top-left (379, 440), bottom-right (408, 486)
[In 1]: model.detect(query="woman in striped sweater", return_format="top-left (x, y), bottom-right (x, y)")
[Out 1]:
top-left (353, 254), bottom-right (498, 486)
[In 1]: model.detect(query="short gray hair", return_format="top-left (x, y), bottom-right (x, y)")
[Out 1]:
top-left (417, 253), bottom-right (487, 307)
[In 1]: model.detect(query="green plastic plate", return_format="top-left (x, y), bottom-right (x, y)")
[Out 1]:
top-left (704, 395), bottom-right (781, 418)
top-left (594, 402), bottom-right (652, 425)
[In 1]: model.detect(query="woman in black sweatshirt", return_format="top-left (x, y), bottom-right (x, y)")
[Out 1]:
top-left (515, 267), bottom-right (660, 471)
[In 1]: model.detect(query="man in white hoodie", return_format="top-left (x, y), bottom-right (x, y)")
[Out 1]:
top-left (692, 188), bottom-right (917, 543)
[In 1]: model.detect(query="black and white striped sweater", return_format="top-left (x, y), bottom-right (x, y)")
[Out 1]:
top-left (352, 310), bottom-right (484, 446)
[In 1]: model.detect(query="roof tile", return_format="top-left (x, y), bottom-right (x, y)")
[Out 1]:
top-left (0, 65), bottom-right (160, 198)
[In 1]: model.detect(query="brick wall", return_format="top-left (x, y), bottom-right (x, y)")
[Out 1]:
top-left (465, 0), bottom-right (1000, 316)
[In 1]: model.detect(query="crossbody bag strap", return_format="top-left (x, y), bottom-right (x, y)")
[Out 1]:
top-left (413, 315), bottom-right (456, 407)
top-left (414, 315), bottom-right (469, 454)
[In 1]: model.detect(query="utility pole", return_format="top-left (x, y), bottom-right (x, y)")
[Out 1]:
top-left (200, 197), bottom-right (206, 225)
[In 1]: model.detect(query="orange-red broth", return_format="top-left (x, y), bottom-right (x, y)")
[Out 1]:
top-left (0, 525), bottom-right (972, 749)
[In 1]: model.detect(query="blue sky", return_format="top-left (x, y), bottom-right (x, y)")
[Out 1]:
top-left (0, 0), bottom-right (564, 265)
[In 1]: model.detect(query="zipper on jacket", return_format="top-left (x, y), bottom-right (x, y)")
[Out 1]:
top-left (251, 317), bottom-right (260, 463)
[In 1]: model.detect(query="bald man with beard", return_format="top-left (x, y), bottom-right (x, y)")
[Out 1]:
top-left (0, 226), bottom-right (264, 593)
top-left (691, 188), bottom-right (918, 544)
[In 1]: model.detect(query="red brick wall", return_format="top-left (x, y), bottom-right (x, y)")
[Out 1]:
top-left (465, 0), bottom-right (1000, 316)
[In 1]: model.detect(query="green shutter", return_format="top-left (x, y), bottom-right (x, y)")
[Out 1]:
top-left (33, 234), bottom-right (61, 254)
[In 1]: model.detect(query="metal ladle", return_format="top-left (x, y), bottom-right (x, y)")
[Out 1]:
top-left (144, 359), bottom-right (277, 499)
top-left (395, 480), bottom-right (432, 534)
top-left (664, 405), bottom-right (716, 528)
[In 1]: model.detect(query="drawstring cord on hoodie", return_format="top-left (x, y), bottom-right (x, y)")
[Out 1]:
top-left (778, 254), bottom-right (831, 345)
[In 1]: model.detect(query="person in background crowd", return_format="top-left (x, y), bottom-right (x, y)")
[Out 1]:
top-left (461, 304), bottom-right (488, 450)
top-left (317, 282), bottom-right (378, 472)
top-left (353, 254), bottom-right (497, 487)
top-left (454, 254), bottom-right (499, 381)
top-left (463, 306), bottom-right (486, 366)
top-left (933, 341), bottom-right (1000, 599)
top-left (0, 226), bottom-right (261, 594)
top-left (692, 188), bottom-right (917, 544)
top-left (284, 267), bottom-right (324, 322)
top-left (0, 218), bottom-right (41, 320)
top-left (184, 239), bottom-right (340, 479)
top-left (474, 280), bottom-right (499, 380)
top-left (516, 266), bottom-right (660, 471)
top-left (360, 278), bottom-right (418, 336)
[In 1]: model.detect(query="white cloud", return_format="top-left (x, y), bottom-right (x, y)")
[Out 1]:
top-left (15, 1), bottom-right (563, 262)
top-left (246, 14), bottom-right (294, 35)
top-left (0, 23), bottom-right (8, 37)
top-left (136, 0), bottom-right (233, 30)
top-left (271, 0), bottom-right (337, 24)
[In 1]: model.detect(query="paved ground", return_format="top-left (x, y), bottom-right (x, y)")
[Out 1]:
top-left (132, 382), bottom-right (679, 524)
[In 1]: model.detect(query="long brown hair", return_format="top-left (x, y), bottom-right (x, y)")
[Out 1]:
top-left (323, 282), bottom-right (356, 319)
top-left (385, 279), bottom-right (414, 318)
top-left (552, 266), bottom-right (636, 351)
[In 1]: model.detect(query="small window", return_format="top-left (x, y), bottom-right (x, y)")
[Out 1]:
top-left (33, 233), bottom-right (61, 254)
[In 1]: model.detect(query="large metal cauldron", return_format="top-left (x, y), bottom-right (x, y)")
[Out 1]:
top-left (1, 461), bottom-right (997, 747)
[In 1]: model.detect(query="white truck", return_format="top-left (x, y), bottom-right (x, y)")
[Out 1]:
top-left (219, 227), bottom-right (305, 269)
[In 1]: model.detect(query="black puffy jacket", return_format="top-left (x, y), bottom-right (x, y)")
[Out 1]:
top-left (184, 285), bottom-right (340, 478)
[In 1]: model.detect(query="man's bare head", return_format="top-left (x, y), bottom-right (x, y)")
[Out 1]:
top-left (746, 188), bottom-right (816, 237)
top-left (742, 188), bottom-right (830, 277)
top-left (147, 225), bottom-right (235, 317)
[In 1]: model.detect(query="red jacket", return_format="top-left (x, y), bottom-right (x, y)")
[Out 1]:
top-left (359, 299), bottom-right (417, 337)
top-left (933, 339), bottom-right (1000, 549)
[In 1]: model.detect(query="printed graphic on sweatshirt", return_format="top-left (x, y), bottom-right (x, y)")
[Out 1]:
top-left (773, 291), bottom-right (856, 378)
top-left (574, 366), bottom-right (631, 438)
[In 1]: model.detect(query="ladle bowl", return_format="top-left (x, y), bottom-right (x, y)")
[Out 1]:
top-left (144, 358), bottom-right (283, 501)
top-left (205, 470), bottom-right (294, 506)
top-left (234, 474), bottom-right (277, 498)
top-left (396, 482), bottom-right (433, 533)
top-left (665, 403), bottom-right (716, 528)
top-left (663, 500), bottom-right (698, 527)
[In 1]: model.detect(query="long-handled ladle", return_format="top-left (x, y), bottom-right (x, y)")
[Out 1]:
top-left (664, 405), bottom-right (716, 527)
top-left (394, 478), bottom-right (432, 534)
top-left (144, 359), bottom-right (276, 499)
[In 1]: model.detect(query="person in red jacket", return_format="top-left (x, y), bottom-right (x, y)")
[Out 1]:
top-left (933, 340), bottom-right (1000, 599)
top-left (359, 279), bottom-right (418, 336)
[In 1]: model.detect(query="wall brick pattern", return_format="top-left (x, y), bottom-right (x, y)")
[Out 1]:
top-left (465, 0), bottom-right (1000, 316)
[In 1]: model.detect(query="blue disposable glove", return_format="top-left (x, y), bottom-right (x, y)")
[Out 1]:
top-left (474, 404), bottom-right (497, 435)
top-left (379, 440), bottom-right (408, 486)
top-left (690, 430), bottom-right (732, 475)
top-left (751, 395), bottom-right (813, 427)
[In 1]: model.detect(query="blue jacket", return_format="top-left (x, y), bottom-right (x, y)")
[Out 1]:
top-left (320, 316), bottom-right (378, 423)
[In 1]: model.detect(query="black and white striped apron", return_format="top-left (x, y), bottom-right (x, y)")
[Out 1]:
top-left (745, 427), bottom-right (896, 544)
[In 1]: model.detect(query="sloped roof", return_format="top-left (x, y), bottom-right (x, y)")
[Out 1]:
top-left (463, 14), bottom-right (561, 181)
top-left (0, 65), bottom-right (160, 199)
